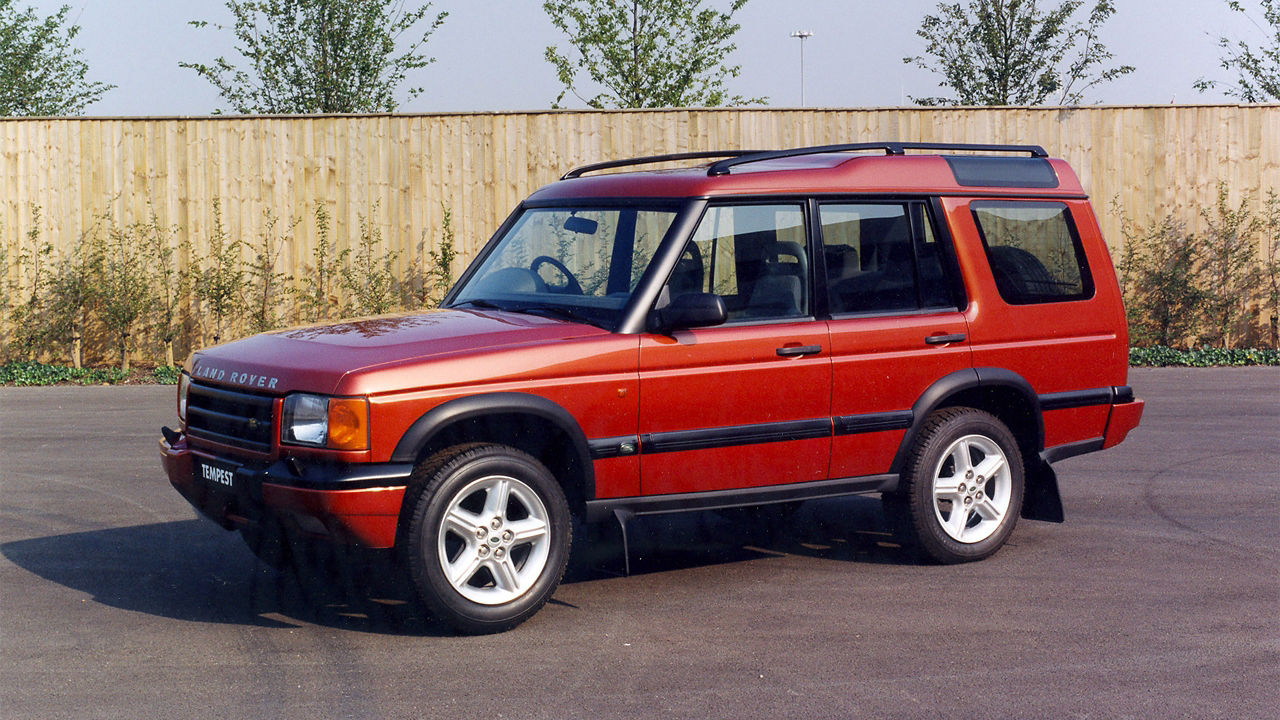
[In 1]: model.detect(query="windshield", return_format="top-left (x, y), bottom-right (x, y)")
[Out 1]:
top-left (450, 206), bottom-right (679, 328)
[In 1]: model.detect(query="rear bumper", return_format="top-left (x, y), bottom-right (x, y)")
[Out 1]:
top-left (159, 431), bottom-right (410, 549)
top-left (1103, 396), bottom-right (1145, 449)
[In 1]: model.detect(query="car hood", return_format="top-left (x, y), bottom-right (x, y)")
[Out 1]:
top-left (188, 309), bottom-right (610, 395)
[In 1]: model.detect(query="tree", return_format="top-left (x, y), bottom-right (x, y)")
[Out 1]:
top-left (0, 0), bottom-right (113, 115)
top-left (543, 0), bottom-right (764, 108)
top-left (193, 199), bottom-right (246, 345)
top-left (1262, 190), bottom-right (1280, 346)
top-left (1115, 204), bottom-right (1206, 348)
top-left (904, 0), bottom-right (1133, 106)
top-left (1195, 1), bottom-right (1280, 101)
top-left (181, 0), bottom-right (447, 114)
top-left (1200, 183), bottom-right (1262, 349)
top-left (98, 218), bottom-right (154, 371)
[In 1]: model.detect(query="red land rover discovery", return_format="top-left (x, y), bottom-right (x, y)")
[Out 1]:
top-left (160, 142), bottom-right (1144, 633)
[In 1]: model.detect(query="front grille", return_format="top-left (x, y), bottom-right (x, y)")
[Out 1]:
top-left (186, 382), bottom-right (276, 454)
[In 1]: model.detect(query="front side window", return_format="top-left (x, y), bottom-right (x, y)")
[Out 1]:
top-left (668, 204), bottom-right (809, 321)
top-left (971, 201), bottom-right (1093, 304)
top-left (451, 206), bottom-right (677, 327)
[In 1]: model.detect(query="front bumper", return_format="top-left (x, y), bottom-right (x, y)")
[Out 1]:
top-left (159, 431), bottom-right (411, 549)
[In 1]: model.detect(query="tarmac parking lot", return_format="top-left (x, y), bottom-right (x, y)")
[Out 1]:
top-left (1, 368), bottom-right (1277, 719)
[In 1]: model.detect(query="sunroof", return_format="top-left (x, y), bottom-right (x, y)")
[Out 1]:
top-left (944, 156), bottom-right (1059, 188)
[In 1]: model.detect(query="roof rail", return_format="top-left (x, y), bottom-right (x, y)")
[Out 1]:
top-left (561, 150), bottom-right (767, 180)
top-left (705, 142), bottom-right (1048, 176)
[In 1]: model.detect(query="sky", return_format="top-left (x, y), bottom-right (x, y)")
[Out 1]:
top-left (27, 0), bottom-right (1272, 115)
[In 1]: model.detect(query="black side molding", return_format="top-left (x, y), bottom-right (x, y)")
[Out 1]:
top-left (1040, 386), bottom-right (1135, 411)
top-left (1041, 437), bottom-right (1105, 465)
top-left (584, 474), bottom-right (896, 522)
top-left (834, 411), bottom-right (913, 435)
top-left (641, 418), bottom-right (831, 454)
top-left (588, 436), bottom-right (639, 460)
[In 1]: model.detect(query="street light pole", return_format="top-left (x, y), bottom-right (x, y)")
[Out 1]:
top-left (791, 30), bottom-right (814, 106)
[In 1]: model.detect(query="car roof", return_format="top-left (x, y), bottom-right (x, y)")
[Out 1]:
top-left (528, 146), bottom-right (1086, 202)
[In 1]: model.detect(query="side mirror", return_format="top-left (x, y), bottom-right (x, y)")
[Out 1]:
top-left (651, 292), bottom-right (727, 332)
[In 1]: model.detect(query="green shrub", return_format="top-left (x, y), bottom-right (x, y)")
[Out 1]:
top-left (1199, 183), bottom-right (1262, 348)
top-left (191, 199), bottom-right (246, 345)
top-left (341, 203), bottom-right (400, 316)
top-left (8, 205), bottom-right (56, 360)
top-left (1129, 346), bottom-right (1280, 367)
top-left (99, 218), bottom-right (154, 371)
top-left (152, 365), bottom-right (182, 384)
top-left (247, 209), bottom-right (297, 333)
top-left (1115, 202), bottom-right (1206, 347)
top-left (0, 361), bottom-right (127, 385)
top-left (298, 202), bottom-right (346, 322)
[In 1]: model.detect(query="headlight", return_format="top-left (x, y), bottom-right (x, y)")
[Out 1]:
top-left (177, 373), bottom-right (190, 423)
top-left (282, 393), bottom-right (329, 446)
top-left (282, 393), bottom-right (369, 451)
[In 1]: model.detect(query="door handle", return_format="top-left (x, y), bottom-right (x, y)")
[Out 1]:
top-left (776, 344), bottom-right (823, 357)
top-left (924, 333), bottom-right (966, 345)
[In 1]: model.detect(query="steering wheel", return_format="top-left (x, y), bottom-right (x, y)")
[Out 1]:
top-left (530, 255), bottom-right (583, 295)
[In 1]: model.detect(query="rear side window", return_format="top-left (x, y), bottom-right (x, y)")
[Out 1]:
top-left (971, 201), bottom-right (1093, 304)
top-left (820, 203), bottom-right (956, 314)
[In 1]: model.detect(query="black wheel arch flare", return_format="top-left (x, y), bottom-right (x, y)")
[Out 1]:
top-left (889, 367), bottom-right (1045, 477)
top-left (390, 392), bottom-right (597, 503)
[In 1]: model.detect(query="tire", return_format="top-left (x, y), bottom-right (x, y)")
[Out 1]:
top-left (400, 444), bottom-right (571, 634)
top-left (899, 408), bottom-right (1024, 563)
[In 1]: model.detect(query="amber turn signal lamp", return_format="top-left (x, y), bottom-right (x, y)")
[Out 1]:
top-left (326, 397), bottom-right (369, 451)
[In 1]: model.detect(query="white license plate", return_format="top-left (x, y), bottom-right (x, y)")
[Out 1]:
top-left (195, 457), bottom-right (239, 492)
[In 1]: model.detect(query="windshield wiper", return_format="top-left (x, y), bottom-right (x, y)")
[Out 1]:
top-left (451, 298), bottom-right (504, 310)
top-left (516, 304), bottom-right (603, 328)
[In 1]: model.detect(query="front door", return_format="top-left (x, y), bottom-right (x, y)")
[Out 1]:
top-left (638, 203), bottom-right (832, 495)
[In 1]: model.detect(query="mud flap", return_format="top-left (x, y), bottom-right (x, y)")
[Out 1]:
top-left (1021, 456), bottom-right (1065, 523)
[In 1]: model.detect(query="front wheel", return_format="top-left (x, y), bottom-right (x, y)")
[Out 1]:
top-left (900, 408), bottom-right (1024, 563)
top-left (400, 444), bottom-right (571, 634)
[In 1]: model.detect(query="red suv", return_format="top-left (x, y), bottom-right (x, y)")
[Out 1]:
top-left (161, 142), bottom-right (1144, 633)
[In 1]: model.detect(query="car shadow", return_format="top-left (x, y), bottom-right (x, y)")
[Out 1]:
top-left (1, 518), bottom-right (439, 636)
top-left (571, 495), bottom-right (918, 582)
top-left (2, 496), bottom-right (916, 636)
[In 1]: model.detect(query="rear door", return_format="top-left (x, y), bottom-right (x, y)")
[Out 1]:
top-left (821, 201), bottom-right (973, 479)
top-left (638, 202), bottom-right (831, 495)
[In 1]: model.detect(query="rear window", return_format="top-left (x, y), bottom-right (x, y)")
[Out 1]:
top-left (971, 201), bottom-right (1093, 304)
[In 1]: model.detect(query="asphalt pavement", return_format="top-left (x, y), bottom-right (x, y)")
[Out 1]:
top-left (1, 368), bottom-right (1277, 719)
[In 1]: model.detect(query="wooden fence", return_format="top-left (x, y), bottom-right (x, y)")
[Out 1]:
top-left (2, 105), bottom-right (1276, 343)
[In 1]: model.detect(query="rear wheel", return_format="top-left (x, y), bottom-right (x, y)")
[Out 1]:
top-left (900, 408), bottom-right (1024, 563)
top-left (400, 444), bottom-right (571, 634)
